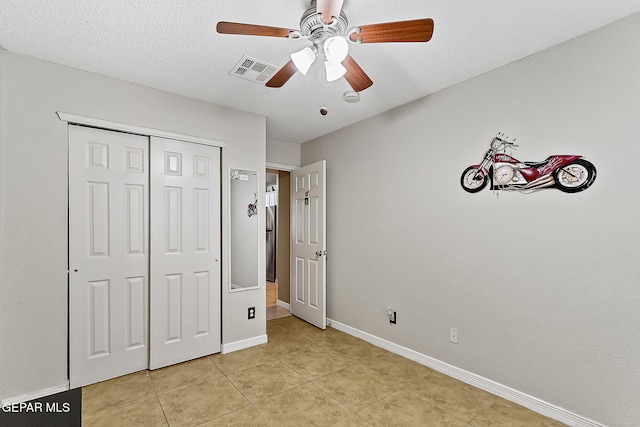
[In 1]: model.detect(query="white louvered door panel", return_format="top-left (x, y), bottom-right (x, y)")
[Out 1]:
top-left (149, 137), bottom-right (221, 369)
top-left (69, 126), bottom-right (149, 388)
top-left (290, 161), bottom-right (327, 329)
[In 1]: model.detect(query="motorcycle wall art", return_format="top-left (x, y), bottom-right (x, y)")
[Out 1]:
top-left (460, 133), bottom-right (597, 194)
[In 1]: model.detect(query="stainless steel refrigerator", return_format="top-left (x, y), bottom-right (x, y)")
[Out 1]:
top-left (266, 205), bottom-right (277, 282)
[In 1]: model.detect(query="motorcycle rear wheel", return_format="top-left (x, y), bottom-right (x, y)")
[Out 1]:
top-left (553, 159), bottom-right (596, 193)
top-left (461, 166), bottom-right (488, 193)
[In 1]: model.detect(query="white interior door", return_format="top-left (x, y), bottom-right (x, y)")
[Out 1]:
top-left (150, 137), bottom-right (221, 369)
top-left (69, 126), bottom-right (149, 388)
top-left (290, 160), bottom-right (327, 329)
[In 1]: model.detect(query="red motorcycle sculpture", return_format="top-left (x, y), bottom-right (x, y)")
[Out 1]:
top-left (461, 133), bottom-right (597, 193)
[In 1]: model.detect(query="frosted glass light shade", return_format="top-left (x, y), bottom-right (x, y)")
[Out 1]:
top-left (324, 60), bottom-right (347, 82)
top-left (324, 36), bottom-right (349, 63)
top-left (291, 47), bottom-right (316, 75)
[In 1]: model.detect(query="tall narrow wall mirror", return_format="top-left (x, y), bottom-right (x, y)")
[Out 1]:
top-left (229, 168), bottom-right (259, 291)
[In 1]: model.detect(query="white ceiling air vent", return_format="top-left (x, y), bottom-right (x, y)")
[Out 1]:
top-left (229, 55), bottom-right (279, 85)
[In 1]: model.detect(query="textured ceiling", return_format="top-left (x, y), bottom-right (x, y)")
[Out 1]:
top-left (2, 1), bottom-right (640, 143)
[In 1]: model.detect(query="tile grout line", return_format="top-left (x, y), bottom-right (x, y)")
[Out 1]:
top-left (146, 370), bottom-right (171, 427)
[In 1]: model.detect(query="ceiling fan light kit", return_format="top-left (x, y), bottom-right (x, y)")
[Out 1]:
top-left (216, 0), bottom-right (434, 93)
top-left (291, 46), bottom-right (317, 75)
top-left (323, 36), bottom-right (349, 63)
top-left (324, 60), bottom-right (347, 82)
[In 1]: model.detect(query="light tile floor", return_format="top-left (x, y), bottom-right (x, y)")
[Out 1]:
top-left (82, 316), bottom-right (566, 426)
top-left (266, 281), bottom-right (292, 321)
top-left (266, 304), bottom-right (292, 321)
top-left (267, 281), bottom-right (278, 306)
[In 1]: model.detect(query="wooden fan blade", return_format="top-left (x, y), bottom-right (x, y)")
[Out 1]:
top-left (216, 21), bottom-right (293, 38)
top-left (349, 18), bottom-right (434, 43)
top-left (266, 60), bottom-right (298, 88)
top-left (317, 0), bottom-right (344, 24)
top-left (342, 55), bottom-right (373, 92)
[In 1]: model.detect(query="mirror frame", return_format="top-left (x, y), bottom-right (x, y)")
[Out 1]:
top-left (228, 167), bottom-right (260, 293)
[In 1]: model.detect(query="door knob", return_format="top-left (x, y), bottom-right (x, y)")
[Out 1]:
top-left (315, 250), bottom-right (327, 256)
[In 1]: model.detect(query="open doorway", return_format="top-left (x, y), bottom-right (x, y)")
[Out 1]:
top-left (266, 169), bottom-right (292, 320)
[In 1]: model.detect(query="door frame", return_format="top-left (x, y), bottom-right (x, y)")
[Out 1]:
top-left (266, 161), bottom-right (328, 322)
top-left (266, 163), bottom-right (297, 314)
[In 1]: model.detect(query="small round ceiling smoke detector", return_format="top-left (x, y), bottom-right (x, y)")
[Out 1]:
top-left (343, 91), bottom-right (360, 103)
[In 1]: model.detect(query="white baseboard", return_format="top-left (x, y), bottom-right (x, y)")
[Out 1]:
top-left (221, 334), bottom-right (268, 354)
top-left (1, 383), bottom-right (69, 405)
top-left (327, 318), bottom-right (604, 427)
top-left (276, 300), bottom-right (290, 310)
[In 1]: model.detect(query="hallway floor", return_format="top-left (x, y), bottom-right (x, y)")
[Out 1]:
top-left (266, 281), bottom-right (291, 321)
top-left (82, 316), bottom-right (565, 426)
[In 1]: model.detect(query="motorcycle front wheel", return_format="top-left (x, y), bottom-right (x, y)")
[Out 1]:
top-left (553, 159), bottom-right (597, 193)
top-left (460, 166), bottom-right (488, 193)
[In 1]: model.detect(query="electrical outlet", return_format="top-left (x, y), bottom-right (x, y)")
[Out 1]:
top-left (449, 327), bottom-right (459, 344)
top-left (248, 307), bottom-right (256, 319)
top-left (388, 308), bottom-right (397, 324)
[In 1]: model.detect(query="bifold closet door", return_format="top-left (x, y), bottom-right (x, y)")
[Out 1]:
top-left (149, 137), bottom-right (221, 369)
top-left (69, 126), bottom-right (150, 388)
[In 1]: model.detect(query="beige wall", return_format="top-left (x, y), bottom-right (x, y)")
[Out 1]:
top-left (301, 13), bottom-right (640, 427)
top-left (0, 50), bottom-right (266, 402)
top-left (276, 171), bottom-right (291, 304)
top-left (266, 137), bottom-right (300, 167)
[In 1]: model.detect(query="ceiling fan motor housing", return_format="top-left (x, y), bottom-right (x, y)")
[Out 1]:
top-left (300, 5), bottom-right (349, 44)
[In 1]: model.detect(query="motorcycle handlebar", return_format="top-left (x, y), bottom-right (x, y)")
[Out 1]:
top-left (493, 134), bottom-right (518, 148)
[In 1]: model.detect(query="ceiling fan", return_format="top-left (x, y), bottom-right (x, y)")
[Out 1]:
top-left (216, 0), bottom-right (434, 92)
